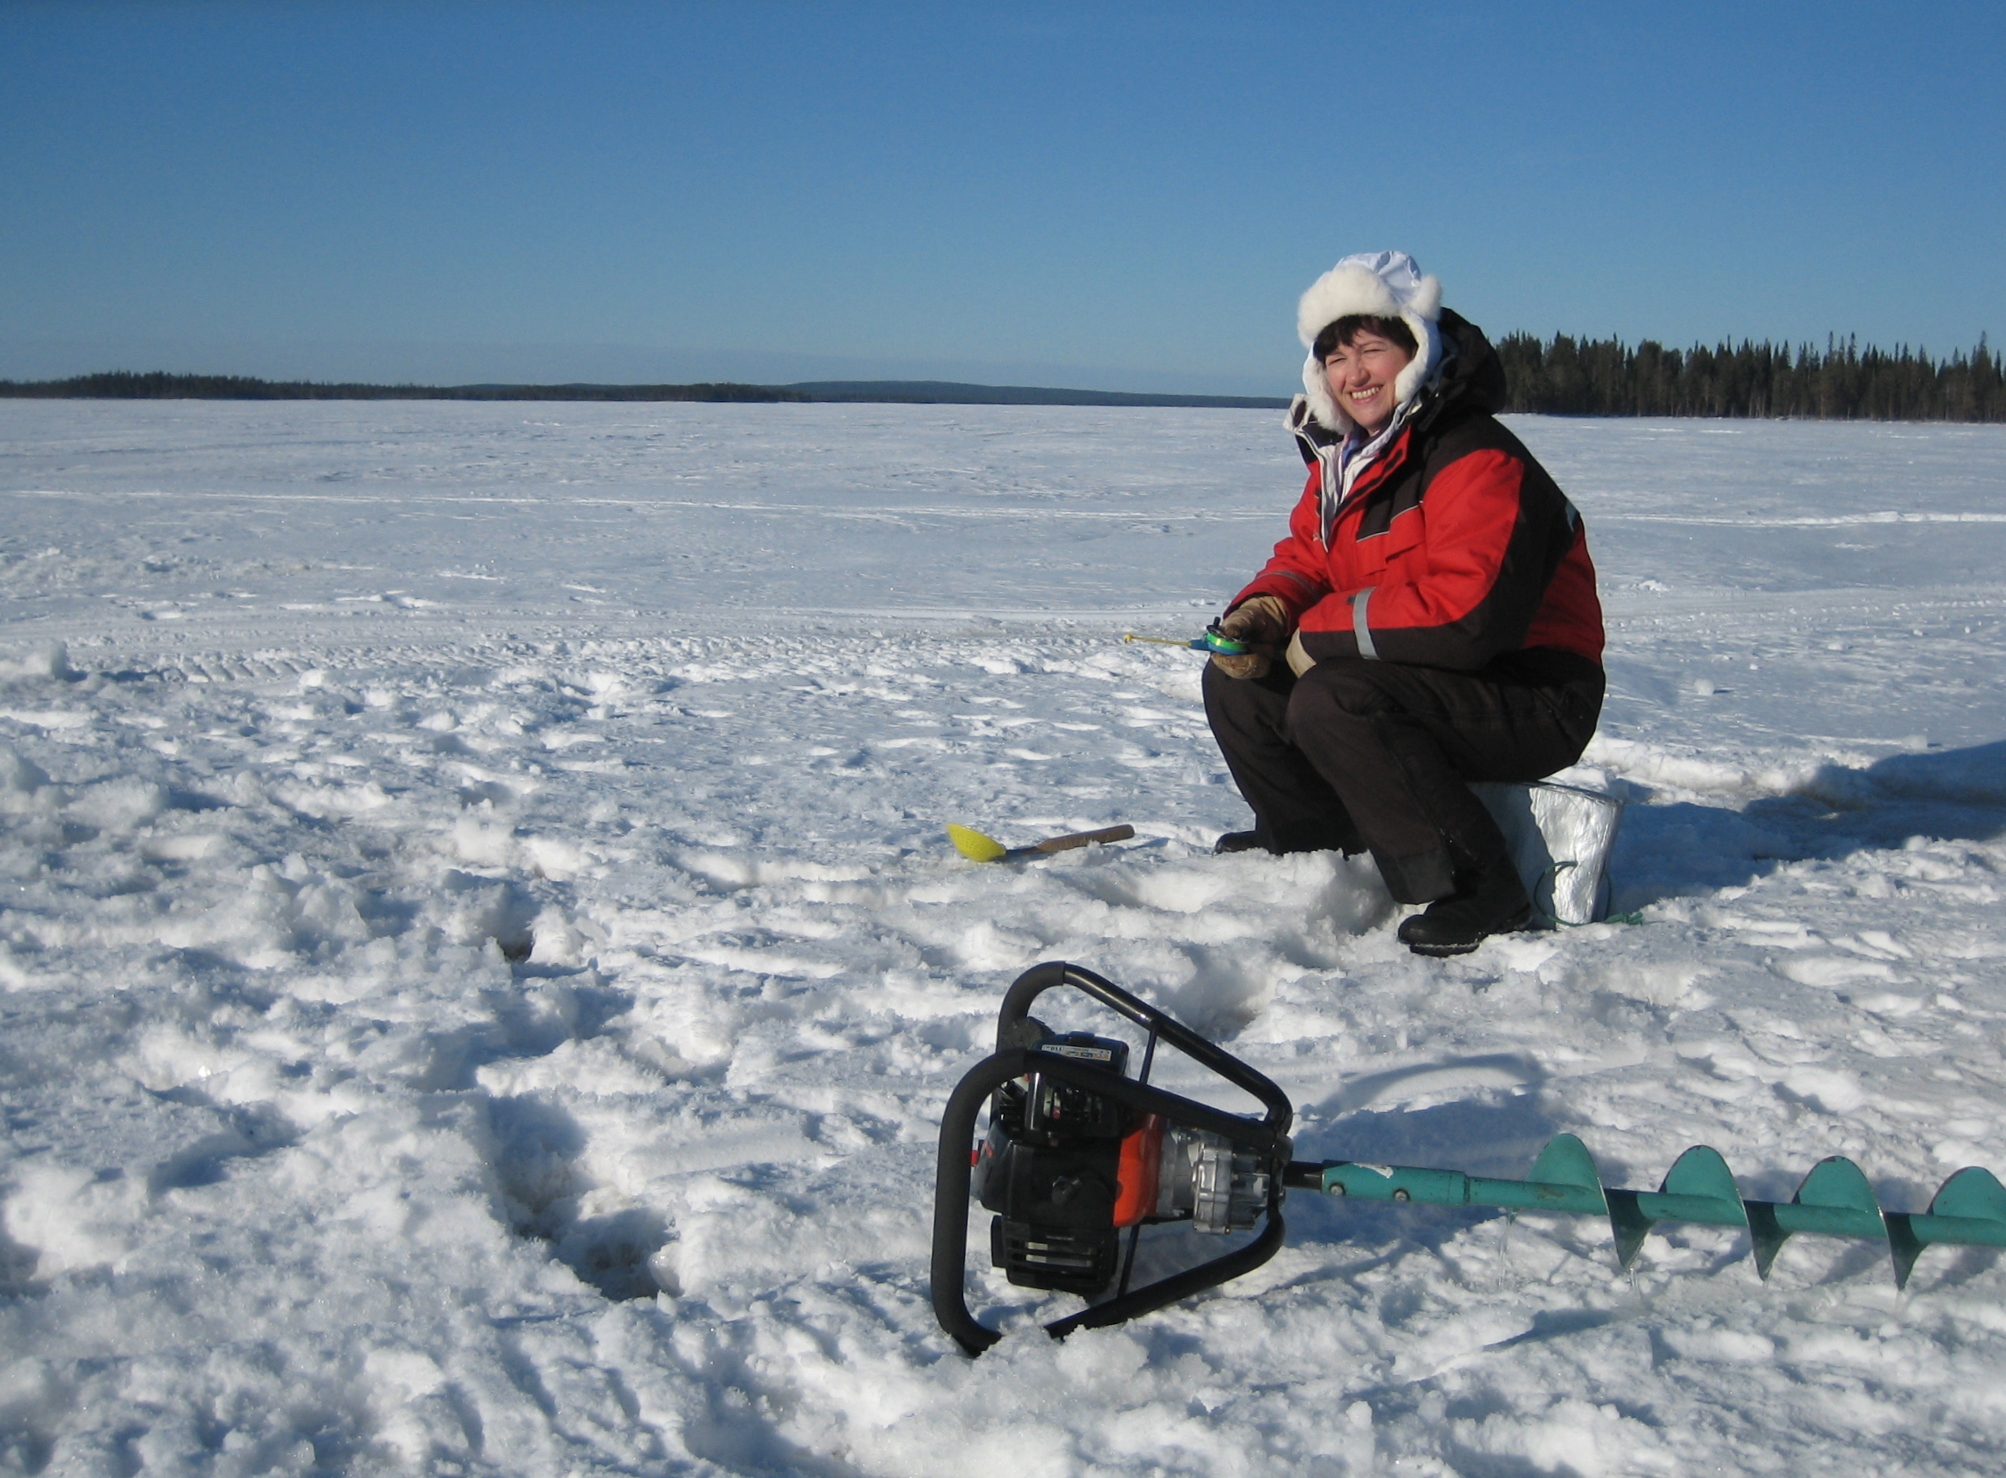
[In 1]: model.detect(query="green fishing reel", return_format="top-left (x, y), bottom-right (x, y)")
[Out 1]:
top-left (1195, 621), bottom-right (1249, 655)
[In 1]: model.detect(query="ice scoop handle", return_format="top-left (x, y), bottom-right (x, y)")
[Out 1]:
top-left (1031, 825), bottom-right (1135, 854)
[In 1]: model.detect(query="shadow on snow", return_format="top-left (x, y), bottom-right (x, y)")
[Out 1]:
top-left (1608, 738), bottom-right (2006, 911)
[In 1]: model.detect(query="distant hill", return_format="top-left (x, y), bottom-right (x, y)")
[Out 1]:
top-left (781, 380), bottom-right (1290, 408)
top-left (0, 371), bottom-right (808, 403)
top-left (0, 371), bottom-right (1285, 408)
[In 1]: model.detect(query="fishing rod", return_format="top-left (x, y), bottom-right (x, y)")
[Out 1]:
top-left (1123, 621), bottom-right (1256, 656)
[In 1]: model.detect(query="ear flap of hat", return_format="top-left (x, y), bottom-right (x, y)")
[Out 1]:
top-left (1391, 313), bottom-right (1443, 405)
top-left (1302, 351), bottom-right (1350, 433)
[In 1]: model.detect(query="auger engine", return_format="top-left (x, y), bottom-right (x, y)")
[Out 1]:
top-left (972, 1022), bottom-right (1269, 1297)
top-left (932, 963), bottom-right (1294, 1354)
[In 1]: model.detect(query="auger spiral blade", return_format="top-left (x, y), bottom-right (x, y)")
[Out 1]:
top-left (1298, 1137), bottom-right (2006, 1289)
top-left (1605, 1145), bottom-right (1749, 1272)
top-left (1769, 1157), bottom-right (1886, 1282)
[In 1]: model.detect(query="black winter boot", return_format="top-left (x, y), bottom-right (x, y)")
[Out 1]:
top-left (1396, 861), bottom-right (1534, 957)
top-left (1214, 831), bottom-right (1268, 855)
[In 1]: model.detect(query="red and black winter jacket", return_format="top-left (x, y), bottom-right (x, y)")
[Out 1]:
top-left (1233, 310), bottom-right (1604, 675)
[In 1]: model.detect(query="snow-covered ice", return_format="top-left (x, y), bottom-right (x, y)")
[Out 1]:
top-left (4, 401), bottom-right (2006, 1475)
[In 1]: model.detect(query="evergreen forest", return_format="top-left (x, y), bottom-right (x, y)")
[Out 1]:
top-left (1494, 333), bottom-right (2004, 421)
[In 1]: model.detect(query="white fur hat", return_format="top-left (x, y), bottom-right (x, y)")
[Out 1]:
top-left (1296, 250), bottom-right (1444, 432)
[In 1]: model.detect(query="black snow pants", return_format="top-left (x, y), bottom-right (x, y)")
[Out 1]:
top-left (1202, 649), bottom-right (1603, 904)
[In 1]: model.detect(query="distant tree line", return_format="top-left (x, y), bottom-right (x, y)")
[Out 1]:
top-left (5, 342), bottom-right (2005, 419)
top-left (1495, 333), bottom-right (2004, 421)
top-left (0, 371), bottom-right (808, 403)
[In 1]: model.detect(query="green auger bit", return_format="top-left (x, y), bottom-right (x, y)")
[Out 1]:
top-left (1296, 1137), bottom-right (2006, 1287)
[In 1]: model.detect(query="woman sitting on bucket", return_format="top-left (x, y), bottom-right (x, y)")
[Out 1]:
top-left (1205, 251), bottom-right (1605, 956)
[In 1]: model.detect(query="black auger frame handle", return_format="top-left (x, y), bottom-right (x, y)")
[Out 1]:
top-left (930, 961), bottom-right (1295, 1356)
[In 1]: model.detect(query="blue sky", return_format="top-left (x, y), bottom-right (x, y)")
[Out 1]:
top-left (3, 1), bottom-right (2000, 392)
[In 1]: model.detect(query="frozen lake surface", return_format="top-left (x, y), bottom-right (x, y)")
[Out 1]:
top-left (5, 401), bottom-right (2006, 1474)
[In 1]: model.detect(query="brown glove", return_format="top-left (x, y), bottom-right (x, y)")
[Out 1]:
top-left (1209, 596), bottom-right (1288, 680)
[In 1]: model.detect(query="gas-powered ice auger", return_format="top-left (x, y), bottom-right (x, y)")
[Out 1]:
top-left (931, 962), bottom-right (2006, 1356)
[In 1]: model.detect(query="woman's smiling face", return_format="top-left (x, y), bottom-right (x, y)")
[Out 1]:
top-left (1322, 328), bottom-right (1414, 434)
